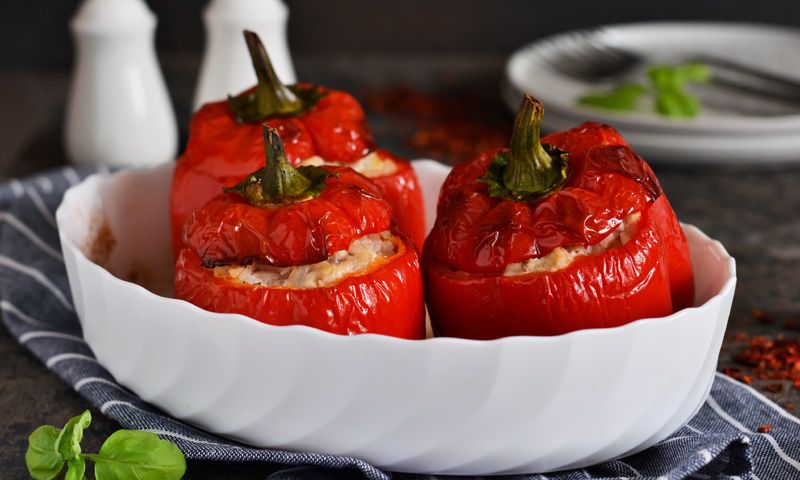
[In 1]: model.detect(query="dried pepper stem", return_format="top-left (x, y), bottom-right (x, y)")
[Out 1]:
top-left (225, 126), bottom-right (332, 205)
top-left (228, 31), bottom-right (303, 122)
top-left (504, 95), bottom-right (568, 197)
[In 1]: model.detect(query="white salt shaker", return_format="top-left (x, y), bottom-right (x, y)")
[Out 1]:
top-left (193, 0), bottom-right (296, 110)
top-left (65, 0), bottom-right (178, 168)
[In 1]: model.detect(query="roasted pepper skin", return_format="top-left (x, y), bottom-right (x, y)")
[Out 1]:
top-left (169, 100), bottom-right (315, 255)
top-left (176, 124), bottom-right (425, 340)
top-left (368, 149), bottom-right (427, 248)
top-left (183, 166), bottom-right (393, 268)
top-left (423, 122), bottom-right (694, 339)
top-left (170, 88), bottom-right (426, 254)
top-left (175, 235), bottom-right (425, 339)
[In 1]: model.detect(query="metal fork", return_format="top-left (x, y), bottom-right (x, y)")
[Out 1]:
top-left (545, 29), bottom-right (800, 107)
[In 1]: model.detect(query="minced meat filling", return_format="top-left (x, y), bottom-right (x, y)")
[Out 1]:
top-left (503, 213), bottom-right (641, 276)
top-left (213, 231), bottom-right (397, 289)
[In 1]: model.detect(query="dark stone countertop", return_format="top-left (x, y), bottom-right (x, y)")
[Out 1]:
top-left (1, 54), bottom-right (798, 478)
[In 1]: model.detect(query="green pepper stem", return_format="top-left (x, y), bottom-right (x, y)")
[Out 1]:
top-left (261, 126), bottom-right (311, 198)
top-left (503, 95), bottom-right (568, 196)
top-left (224, 125), bottom-right (334, 205)
top-left (228, 31), bottom-right (303, 122)
top-left (244, 30), bottom-right (302, 115)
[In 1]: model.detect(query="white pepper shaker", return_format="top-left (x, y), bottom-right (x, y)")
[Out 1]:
top-left (65, 0), bottom-right (178, 168)
top-left (193, 0), bottom-right (296, 110)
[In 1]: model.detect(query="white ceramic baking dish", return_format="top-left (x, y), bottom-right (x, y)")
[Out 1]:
top-left (55, 160), bottom-right (736, 475)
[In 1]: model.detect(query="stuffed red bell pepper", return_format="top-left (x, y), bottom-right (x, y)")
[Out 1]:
top-left (175, 126), bottom-right (425, 339)
top-left (423, 95), bottom-right (694, 339)
top-left (170, 31), bottom-right (425, 255)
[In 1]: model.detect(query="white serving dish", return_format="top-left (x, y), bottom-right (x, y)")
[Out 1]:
top-left (56, 161), bottom-right (736, 475)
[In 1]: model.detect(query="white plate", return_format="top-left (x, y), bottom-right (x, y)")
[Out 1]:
top-left (56, 161), bottom-right (736, 475)
top-left (504, 22), bottom-right (800, 164)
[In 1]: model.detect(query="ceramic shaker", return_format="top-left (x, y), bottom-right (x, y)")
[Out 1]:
top-left (193, 0), bottom-right (295, 110)
top-left (65, 0), bottom-right (178, 167)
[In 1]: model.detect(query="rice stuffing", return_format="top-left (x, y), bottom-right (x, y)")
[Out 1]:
top-left (214, 231), bottom-right (397, 289)
top-left (503, 213), bottom-right (641, 276)
top-left (300, 151), bottom-right (398, 177)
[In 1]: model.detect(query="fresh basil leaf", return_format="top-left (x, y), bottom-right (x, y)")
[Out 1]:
top-left (678, 62), bottom-right (711, 83)
top-left (648, 63), bottom-right (711, 91)
top-left (94, 430), bottom-right (186, 480)
top-left (55, 410), bottom-right (91, 461)
top-left (26, 426), bottom-right (65, 480)
top-left (655, 89), bottom-right (701, 118)
top-left (648, 65), bottom-right (684, 91)
top-left (65, 457), bottom-right (86, 480)
top-left (578, 83), bottom-right (647, 111)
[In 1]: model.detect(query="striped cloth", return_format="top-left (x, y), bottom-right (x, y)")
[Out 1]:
top-left (1, 166), bottom-right (799, 480)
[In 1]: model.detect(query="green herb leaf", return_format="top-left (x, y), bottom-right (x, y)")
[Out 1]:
top-left (648, 65), bottom-right (684, 91)
top-left (655, 89), bottom-right (701, 118)
top-left (578, 62), bottom-right (710, 119)
top-left (65, 458), bottom-right (86, 480)
top-left (26, 426), bottom-right (65, 480)
top-left (677, 62), bottom-right (711, 83)
top-left (55, 410), bottom-right (91, 461)
top-left (648, 62), bottom-right (712, 90)
top-left (93, 430), bottom-right (186, 480)
top-left (578, 83), bottom-right (648, 111)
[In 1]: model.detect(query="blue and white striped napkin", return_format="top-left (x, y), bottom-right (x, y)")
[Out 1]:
top-left (1, 167), bottom-right (799, 480)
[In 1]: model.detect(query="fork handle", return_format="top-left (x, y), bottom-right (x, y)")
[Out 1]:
top-left (690, 54), bottom-right (800, 100)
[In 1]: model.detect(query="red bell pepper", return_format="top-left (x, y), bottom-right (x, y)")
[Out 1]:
top-left (170, 31), bottom-right (425, 255)
top-left (175, 126), bottom-right (425, 339)
top-left (423, 96), bottom-right (694, 339)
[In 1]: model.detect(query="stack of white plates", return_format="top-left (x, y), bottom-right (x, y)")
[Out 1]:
top-left (503, 22), bottom-right (800, 165)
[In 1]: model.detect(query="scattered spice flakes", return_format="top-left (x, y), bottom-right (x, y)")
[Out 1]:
top-left (409, 124), bottom-right (508, 165)
top-left (722, 331), bottom-right (800, 390)
top-left (786, 402), bottom-right (796, 411)
top-left (757, 424), bottom-right (773, 433)
top-left (721, 366), bottom-right (753, 385)
top-left (733, 331), bottom-right (749, 342)
top-left (765, 382), bottom-right (784, 393)
top-left (363, 86), bottom-right (510, 165)
top-left (752, 309), bottom-right (774, 324)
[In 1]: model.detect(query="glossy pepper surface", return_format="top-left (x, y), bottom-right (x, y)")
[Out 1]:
top-left (423, 96), bottom-right (694, 339)
top-left (175, 126), bottom-right (425, 339)
top-left (170, 31), bottom-right (425, 254)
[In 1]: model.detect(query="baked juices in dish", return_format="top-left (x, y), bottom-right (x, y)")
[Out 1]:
top-left (170, 31), bottom-right (425, 253)
top-left (423, 95), bottom-right (694, 339)
top-left (175, 126), bottom-right (425, 339)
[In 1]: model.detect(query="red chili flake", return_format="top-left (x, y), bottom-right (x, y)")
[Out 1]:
top-left (752, 309), bottom-right (774, 324)
top-left (784, 318), bottom-right (798, 330)
top-left (722, 333), bottom-right (800, 391)
top-left (765, 382), bottom-right (784, 393)
top-left (786, 402), bottom-right (796, 411)
top-left (363, 86), bottom-right (510, 165)
top-left (733, 331), bottom-right (749, 342)
top-left (757, 424), bottom-right (773, 433)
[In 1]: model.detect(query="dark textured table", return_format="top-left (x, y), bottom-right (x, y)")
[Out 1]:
top-left (1, 55), bottom-right (799, 478)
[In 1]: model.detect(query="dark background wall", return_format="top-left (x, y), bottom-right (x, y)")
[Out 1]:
top-left (2, 0), bottom-right (799, 69)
